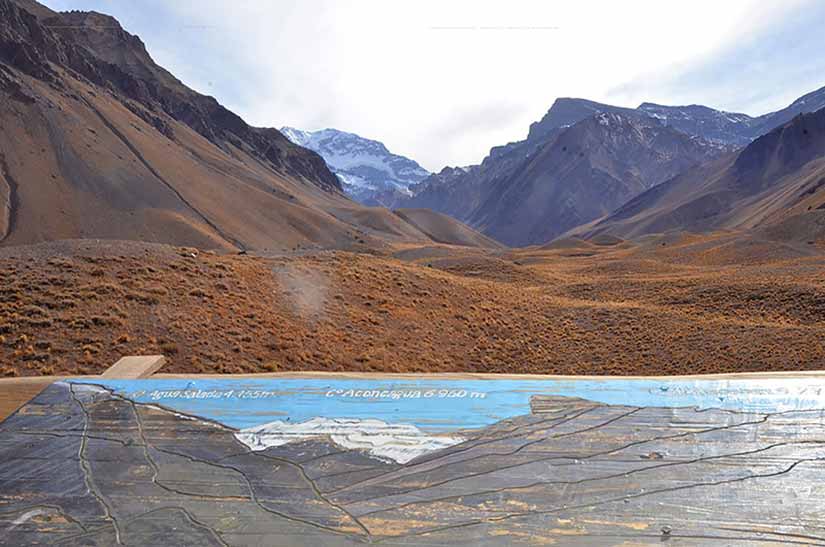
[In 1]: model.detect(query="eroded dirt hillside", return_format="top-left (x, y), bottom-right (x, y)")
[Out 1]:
top-left (1, 234), bottom-right (824, 377)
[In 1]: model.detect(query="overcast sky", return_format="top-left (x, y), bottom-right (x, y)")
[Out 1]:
top-left (43, 0), bottom-right (825, 171)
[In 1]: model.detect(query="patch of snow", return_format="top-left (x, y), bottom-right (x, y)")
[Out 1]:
top-left (280, 127), bottom-right (312, 147)
top-left (63, 381), bottom-right (107, 394)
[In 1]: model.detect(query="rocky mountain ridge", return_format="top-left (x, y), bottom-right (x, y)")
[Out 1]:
top-left (585, 106), bottom-right (825, 240)
top-left (404, 110), bottom-right (726, 245)
top-left (402, 85), bottom-right (825, 246)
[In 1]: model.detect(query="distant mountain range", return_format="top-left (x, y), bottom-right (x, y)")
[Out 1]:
top-left (3, 0), bottom-right (825, 252)
top-left (470, 112), bottom-right (727, 246)
top-left (280, 127), bottom-right (430, 206)
top-left (582, 106), bottom-right (825, 243)
top-left (400, 86), bottom-right (825, 246)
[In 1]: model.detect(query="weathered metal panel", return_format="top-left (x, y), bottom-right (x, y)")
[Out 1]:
top-left (1, 375), bottom-right (824, 545)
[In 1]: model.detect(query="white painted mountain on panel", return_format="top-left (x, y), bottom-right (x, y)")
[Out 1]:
top-left (235, 416), bottom-right (463, 464)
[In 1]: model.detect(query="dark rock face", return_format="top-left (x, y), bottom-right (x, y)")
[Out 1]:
top-left (0, 0), bottom-right (339, 191)
top-left (405, 112), bottom-right (724, 246)
top-left (531, 90), bottom-right (825, 149)
top-left (753, 86), bottom-right (825, 137)
top-left (404, 89), bottom-right (825, 247)
top-left (4, 381), bottom-right (825, 545)
top-left (527, 97), bottom-right (637, 144)
top-left (589, 106), bottom-right (825, 239)
top-left (403, 165), bottom-right (484, 221)
top-left (735, 108), bottom-right (825, 180)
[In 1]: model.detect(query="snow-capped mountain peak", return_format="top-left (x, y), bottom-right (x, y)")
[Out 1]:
top-left (280, 126), bottom-right (430, 206)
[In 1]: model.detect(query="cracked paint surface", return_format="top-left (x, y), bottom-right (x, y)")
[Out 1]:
top-left (1, 379), bottom-right (825, 545)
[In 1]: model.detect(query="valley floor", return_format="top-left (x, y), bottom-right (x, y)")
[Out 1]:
top-left (1, 233), bottom-right (824, 377)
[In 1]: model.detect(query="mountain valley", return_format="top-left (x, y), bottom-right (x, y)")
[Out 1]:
top-left (0, 0), bottom-right (486, 253)
top-left (2, 0), bottom-right (825, 377)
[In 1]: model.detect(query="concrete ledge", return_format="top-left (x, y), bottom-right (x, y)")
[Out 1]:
top-left (151, 369), bottom-right (825, 380)
top-left (4, 368), bottom-right (825, 383)
top-left (101, 355), bottom-right (167, 379)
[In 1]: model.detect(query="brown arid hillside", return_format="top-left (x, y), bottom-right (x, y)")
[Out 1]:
top-left (2, 234), bottom-right (823, 377)
top-left (392, 208), bottom-right (503, 249)
top-left (587, 107), bottom-right (825, 241)
top-left (0, 0), bottom-right (492, 252)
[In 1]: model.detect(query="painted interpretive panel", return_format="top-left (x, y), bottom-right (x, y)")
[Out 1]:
top-left (2, 375), bottom-right (825, 545)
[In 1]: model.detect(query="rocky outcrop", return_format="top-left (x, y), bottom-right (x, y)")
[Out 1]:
top-left (405, 112), bottom-right (725, 246)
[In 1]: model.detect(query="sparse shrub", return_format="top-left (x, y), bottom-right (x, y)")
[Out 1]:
top-left (159, 342), bottom-right (179, 354)
top-left (54, 298), bottom-right (78, 310)
top-left (20, 305), bottom-right (48, 317)
top-left (125, 292), bottom-right (160, 305)
top-left (0, 291), bottom-right (22, 303)
top-left (145, 286), bottom-right (169, 296)
top-left (83, 283), bottom-right (122, 295)
top-left (47, 258), bottom-right (73, 269)
top-left (44, 276), bottom-right (68, 286)
top-left (81, 344), bottom-right (101, 354)
top-left (69, 318), bottom-right (91, 329)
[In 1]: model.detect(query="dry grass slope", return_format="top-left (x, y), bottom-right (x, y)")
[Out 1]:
top-left (1, 235), bottom-right (824, 377)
